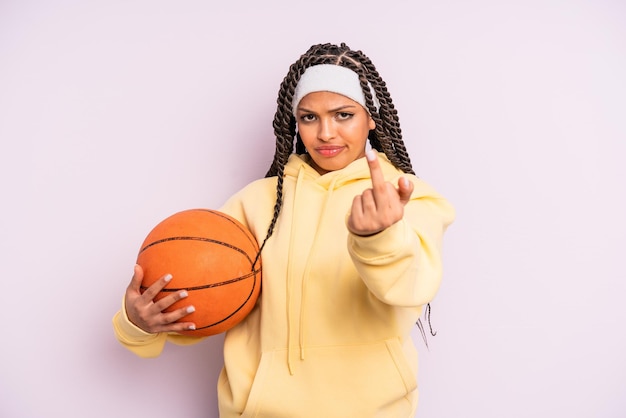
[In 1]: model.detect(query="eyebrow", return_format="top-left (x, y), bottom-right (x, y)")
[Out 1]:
top-left (297, 104), bottom-right (358, 114)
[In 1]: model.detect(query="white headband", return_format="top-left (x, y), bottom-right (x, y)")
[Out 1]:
top-left (291, 64), bottom-right (380, 115)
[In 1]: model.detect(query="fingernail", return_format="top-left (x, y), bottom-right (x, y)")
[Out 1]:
top-left (366, 149), bottom-right (376, 161)
top-left (188, 324), bottom-right (196, 330)
top-left (164, 274), bottom-right (173, 282)
top-left (402, 177), bottom-right (409, 188)
top-left (186, 306), bottom-right (195, 314)
top-left (179, 290), bottom-right (188, 298)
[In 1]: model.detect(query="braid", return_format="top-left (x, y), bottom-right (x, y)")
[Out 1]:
top-left (257, 43), bottom-right (416, 259)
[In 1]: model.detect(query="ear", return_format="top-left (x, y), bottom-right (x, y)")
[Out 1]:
top-left (368, 116), bottom-right (376, 130)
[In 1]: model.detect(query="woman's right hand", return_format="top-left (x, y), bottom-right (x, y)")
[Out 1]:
top-left (124, 264), bottom-right (196, 334)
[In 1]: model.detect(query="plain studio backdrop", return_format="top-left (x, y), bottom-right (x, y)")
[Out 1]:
top-left (1, 1), bottom-right (624, 417)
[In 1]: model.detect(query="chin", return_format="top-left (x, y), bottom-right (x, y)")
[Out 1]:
top-left (311, 155), bottom-right (356, 174)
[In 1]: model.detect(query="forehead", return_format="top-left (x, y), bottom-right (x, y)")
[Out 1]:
top-left (297, 91), bottom-right (362, 110)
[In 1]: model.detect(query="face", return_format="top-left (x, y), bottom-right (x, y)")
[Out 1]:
top-left (296, 91), bottom-right (376, 175)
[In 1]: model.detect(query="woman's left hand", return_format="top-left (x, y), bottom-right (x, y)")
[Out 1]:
top-left (347, 150), bottom-right (414, 236)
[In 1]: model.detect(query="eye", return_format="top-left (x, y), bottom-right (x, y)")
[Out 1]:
top-left (299, 114), bottom-right (317, 122)
top-left (336, 112), bottom-right (353, 120)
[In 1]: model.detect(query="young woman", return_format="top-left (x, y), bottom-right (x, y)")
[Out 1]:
top-left (113, 43), bottom-right (455, 417)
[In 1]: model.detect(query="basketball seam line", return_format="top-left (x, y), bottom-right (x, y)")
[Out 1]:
top-left (140, 236), bottom-right (255, 264)
top-left (139, 267), bottom-right (261, 292)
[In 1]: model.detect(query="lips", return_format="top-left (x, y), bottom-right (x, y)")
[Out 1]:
top-left (315, 146), bottom-right (345, 157)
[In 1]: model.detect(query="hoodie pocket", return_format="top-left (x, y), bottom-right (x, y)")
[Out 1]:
top-left (238, 339), bottom-right (417, 418)
top-left (239, 350), bottom-right (275, 418)
top-left (384, 338), bottom-right (418, 394)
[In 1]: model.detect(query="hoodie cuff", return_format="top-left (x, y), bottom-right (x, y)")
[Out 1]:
top-left (348, 219), bottom-right (410, 261)
top-left (114, 297), bottom-right (160, 342)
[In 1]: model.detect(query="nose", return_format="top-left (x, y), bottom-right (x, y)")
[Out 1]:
top-left (317, 117), bottom-right (335, 142)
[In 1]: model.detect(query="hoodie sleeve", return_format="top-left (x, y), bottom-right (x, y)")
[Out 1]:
top-left (347, 178), bottom-right (455, 307)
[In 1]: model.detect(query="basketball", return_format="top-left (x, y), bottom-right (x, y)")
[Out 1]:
top-left (136, 209), bottom-right (261, 337)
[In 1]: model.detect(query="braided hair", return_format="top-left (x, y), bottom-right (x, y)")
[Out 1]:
top-left (258, 42), bottom-right (414, 256)
top-left (254, 43), bottom-right (436, 342)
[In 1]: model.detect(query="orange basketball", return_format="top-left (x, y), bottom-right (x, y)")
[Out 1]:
top-left (136, 209), bottom-right (261, 337)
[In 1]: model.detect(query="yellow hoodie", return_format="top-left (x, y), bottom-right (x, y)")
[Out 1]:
top-left (113, 152), bottom-right (455, 417)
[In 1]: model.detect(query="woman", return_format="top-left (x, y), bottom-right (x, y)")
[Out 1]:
top-left (113, 42), bottom-right (455, 417)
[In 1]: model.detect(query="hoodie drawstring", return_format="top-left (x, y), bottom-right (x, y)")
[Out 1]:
top-left (286, 167), bottom-right (306, 375)
top-left (283, 154), bottom-right (382, 375)
top-left (286, 165), bottom-right (338, 375)
top-left (298, 177), bottom-right (337, 363)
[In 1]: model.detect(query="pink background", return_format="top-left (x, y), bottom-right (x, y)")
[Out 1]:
top-left (1, 1), bottom-right (625, 417)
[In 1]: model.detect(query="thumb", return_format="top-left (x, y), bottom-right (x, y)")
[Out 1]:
top-left (397, 177), bottom-right (414, 206)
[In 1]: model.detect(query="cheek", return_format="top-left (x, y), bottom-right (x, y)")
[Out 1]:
top-left (298, 127), bottom-right (315, 147)
top-left (347, 123), bottom-right (371, 145)
top-left (350, 116), bottom-right (374, 138)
